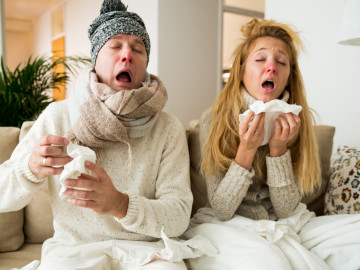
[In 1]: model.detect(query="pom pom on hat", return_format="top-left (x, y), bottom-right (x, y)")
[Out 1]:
top-left (100, 0), bottom-right (127, 14)
top-left (88, 0), bottom-right (150, 66)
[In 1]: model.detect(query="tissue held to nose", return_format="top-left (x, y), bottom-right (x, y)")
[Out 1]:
top-left (239, 99), bottom-right (302, 146)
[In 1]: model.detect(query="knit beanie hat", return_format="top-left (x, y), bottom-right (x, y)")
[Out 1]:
top-left (88, 0), bottom-right (150, 66)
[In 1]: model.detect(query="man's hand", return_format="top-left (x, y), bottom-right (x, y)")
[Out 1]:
top-left (29, 135), bottom-right (72, 178)
top-left (63, 161), bottom-right (129, 219)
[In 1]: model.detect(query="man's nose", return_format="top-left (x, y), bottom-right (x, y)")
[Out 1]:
top-left (121, 49), bottom-right (133, 63)
top-left (265, 62), bottom-right (276, 73)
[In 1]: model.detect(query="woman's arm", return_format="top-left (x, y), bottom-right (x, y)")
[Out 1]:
top-left (266, 150), bottom-right (301, 218)
top-left (206, 162), bottom-right (254, 220)
top-left (200, 110), bottom-right (256, 220)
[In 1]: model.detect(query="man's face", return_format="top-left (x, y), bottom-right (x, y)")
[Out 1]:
top-left (95, 34), bottom-right (148, 91)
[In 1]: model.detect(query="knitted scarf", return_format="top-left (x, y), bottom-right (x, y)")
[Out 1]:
top-left (66, 68), bottom-right (167, 152)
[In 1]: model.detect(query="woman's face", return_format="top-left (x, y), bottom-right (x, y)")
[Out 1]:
top-left (243, 37), bottom-right (290, 103)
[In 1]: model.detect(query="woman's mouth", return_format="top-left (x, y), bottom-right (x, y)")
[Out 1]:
top-left (262, 80), bottom-right (274, 90)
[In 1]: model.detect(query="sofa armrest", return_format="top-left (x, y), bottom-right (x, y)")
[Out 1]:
top-left (0, 126), bottom-right (24, 252)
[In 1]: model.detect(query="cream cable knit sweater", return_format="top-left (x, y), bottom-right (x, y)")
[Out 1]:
top-left (0, 100), bottom-right (193, 246)
top-left (200, 92), bottom-right (301, 221)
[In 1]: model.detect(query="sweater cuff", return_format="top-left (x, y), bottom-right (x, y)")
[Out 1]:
top-left (228, 161), bottom-right (255, 185)
top-left (17, 153), bottom-right (46, 184)
top-left (114, 193), bottom-right (141, 224)
top-left (266, 150), bottom-right (295, 187)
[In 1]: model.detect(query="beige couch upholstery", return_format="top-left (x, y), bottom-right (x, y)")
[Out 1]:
top-left (0, 120), bottom-right (336, 269)
top-left (0, 122), bottom-right (54, 270)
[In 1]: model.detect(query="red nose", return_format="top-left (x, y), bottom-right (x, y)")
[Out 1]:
top-left (265, 63), bottom-right (276, 73)
top-left (121, 50), bottom-right (133, 63)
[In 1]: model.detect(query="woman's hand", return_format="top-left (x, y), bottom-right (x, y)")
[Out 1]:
top-left (235, 111), bottom-right (265, 170)
top-left (29, 135), bottom-right (72, 179)
top-left (63, 161), bottom-right (129, 219)
top-left (269, 113), bottom-right (301, 157)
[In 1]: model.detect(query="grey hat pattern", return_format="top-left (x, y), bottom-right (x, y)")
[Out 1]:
top-left (88, 0), bottom-right (150, 66)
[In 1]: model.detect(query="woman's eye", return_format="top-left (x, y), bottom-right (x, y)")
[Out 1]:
top-left (255, 59), bottom-right (264, 62)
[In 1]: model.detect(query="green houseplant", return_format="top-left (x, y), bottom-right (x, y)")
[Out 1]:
top-left (0, 55), bottom-right (90, 127)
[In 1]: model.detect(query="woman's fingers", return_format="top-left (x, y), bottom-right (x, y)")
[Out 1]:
top-left (239, 111), bottom-right (265, 135)
top-left (239, 110), bottom-right (255, 135)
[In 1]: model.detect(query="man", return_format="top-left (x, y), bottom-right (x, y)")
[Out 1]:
top-left (0, 0), bottom-right (193, 269)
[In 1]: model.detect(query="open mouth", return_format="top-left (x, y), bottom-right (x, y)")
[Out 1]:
top-left (262, 80), bottom-right (274, 90)
top-left (116, 71), bottom-right (132, 83)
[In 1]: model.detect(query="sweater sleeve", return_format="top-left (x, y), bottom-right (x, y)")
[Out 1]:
top-left (0, 103), bottom-right (62, 212)
top-left (116, 115), bottom-right (193, 238)
top-left (266, 150), bottom-right (301, 218)
top-left (199, 109), bottom-right (254, 221)
top-left (207, 162), bottom-right (254, 221)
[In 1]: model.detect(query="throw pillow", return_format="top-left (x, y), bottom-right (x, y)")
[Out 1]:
top-left (324, 146), bottom-right (360, 214)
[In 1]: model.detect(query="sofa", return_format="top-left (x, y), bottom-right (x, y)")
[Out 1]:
top-left (0, 120), bottom-right (338, 269)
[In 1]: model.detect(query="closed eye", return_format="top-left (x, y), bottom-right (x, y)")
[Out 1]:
top-left (133, 48), bottom-right (145, 54)
top-left (108, 41), bottom-right (122, 49)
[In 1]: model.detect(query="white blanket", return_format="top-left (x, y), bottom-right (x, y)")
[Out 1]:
top-left (183, 204), bottom-right (360, 270)
top-left (12, 227), bottom-right (216, 270)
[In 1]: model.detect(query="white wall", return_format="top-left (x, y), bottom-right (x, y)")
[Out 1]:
top-left (157, 0), bottom-right (221, 125)
top-left (64, 0), bottom-right (101, 59)
top-left (266, 0), bottom-right (360, 151)
top-left (33, 11), bottom-right (52, 56)
top-left (5, 19), bottom-right (33, 71)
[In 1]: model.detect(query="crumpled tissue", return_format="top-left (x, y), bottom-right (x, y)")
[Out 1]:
top-left (239, 99), bottom-right (302, 146)
top-left (125, 227), bottom-right (218, 265)
top-left (59, 142), bottom-right (96, 199)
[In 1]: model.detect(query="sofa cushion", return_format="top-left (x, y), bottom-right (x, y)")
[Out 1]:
top-left (324, 146), bottom-right (360, 215)
top-left (187, 120), bottom-right (207, 216)
top-left (19, 121), bottom-right (36, 141)
top-left (0, 243), bottom-right (42, 270)
top-left (301, 125), bottom-right (335, 216)
top-left (187, 121), bottom-right (335, 217)
top-left (0, 126), bottom-right (25, 252)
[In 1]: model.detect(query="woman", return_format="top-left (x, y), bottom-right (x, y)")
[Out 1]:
top-left (184, 18), bottom-right (360, 270)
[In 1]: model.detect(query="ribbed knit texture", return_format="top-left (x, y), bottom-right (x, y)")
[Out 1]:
top-left (200, 90), bottom-right (300, 221)
top-left (0, 100), bottom-right (193, 246)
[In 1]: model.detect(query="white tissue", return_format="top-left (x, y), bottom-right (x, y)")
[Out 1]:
top-left (239, 99), bottom-right (302, 146)
top-left (59, 143), bottom-right (96, 199)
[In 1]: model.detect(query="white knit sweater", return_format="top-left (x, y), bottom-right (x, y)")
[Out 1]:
top-left (0, 100), bottom-right (193, 246)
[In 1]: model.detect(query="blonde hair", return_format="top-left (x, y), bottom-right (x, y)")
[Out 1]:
top-left (201, 18), bottom-right (321, 194)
